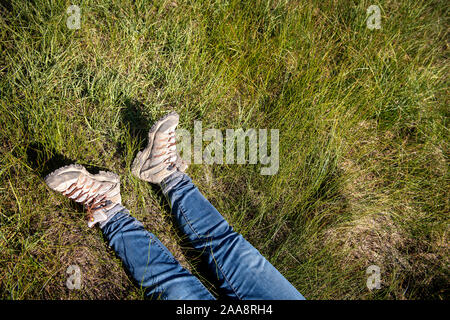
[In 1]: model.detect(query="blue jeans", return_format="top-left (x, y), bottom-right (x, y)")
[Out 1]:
top-left (101, 173), bottom-right (305, 300)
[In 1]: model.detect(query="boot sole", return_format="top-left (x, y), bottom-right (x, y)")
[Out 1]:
top-left (45, 164), bottom-right (120, 187)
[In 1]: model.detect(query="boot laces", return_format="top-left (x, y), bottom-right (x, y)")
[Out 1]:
top-left (154, 130), bottom-right (178, 169)
top-left (63, 181), bottom-right (109, 223)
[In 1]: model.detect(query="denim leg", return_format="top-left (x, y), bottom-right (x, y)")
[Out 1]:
top-left (101, 207), bottom-right (215, 300)
top-left (164, 173), bottom-right (305, 300)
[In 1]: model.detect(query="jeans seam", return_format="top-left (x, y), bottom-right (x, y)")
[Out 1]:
top-left (120, 233), bottom-right (134, 275)
top-left (178, 201), bottom-right (202, 238)
top-left (178, 201), bottom-right (242, 300)
top-left (211, 244), bottom-right (243, 300)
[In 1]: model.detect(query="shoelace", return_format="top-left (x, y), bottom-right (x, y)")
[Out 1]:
top-left (63, 182), bottom-right (108, 223)
top-left (154, 130), bottom-right (178, 169)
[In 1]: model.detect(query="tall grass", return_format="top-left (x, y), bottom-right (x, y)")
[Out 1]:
top-left (0, 0), bottom-right (448, 299)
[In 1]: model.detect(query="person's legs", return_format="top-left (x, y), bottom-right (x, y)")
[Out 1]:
top-left (100, 205), bottom-right (215, 300)
top-left (46, 112), bottom-right (304, 300)
top-left (45, 164), bottom-right (214, 300)
top-left (161, 172), bottom-right (305, 300)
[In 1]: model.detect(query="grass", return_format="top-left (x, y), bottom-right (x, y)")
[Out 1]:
top-left (0, 0), bottom-right (448, 299)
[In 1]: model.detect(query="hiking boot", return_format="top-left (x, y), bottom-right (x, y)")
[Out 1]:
top-left (131, 111), bottom-right (187, 184)
top-left (45, 164), bottom-right (122, 228)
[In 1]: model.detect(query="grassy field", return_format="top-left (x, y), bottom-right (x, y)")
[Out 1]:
top-left (0, 0), bottom-right (448, 299)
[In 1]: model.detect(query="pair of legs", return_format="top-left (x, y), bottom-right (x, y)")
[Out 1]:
top-left (45, 112), bottom-right (304, 299)
top-left (102, 172), bottom-right (305, 300)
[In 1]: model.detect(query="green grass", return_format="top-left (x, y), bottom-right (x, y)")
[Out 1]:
top-left (0, 0), bottom-right (448, 299)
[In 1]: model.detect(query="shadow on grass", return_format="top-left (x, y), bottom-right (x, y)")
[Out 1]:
top-left (121, 98), bottom-right (152, 142)
top-left (25, 142), bottom-right (73, 177)
top-left (25, 142), bottom-right (110, 178)
top-left (115, 98), bottom-right (154, 163)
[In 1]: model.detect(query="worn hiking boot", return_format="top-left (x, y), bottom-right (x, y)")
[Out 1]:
top-left (131, 111), bottom-right (187, 184)
top-left (45, 164), bottom-right (122, 228)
